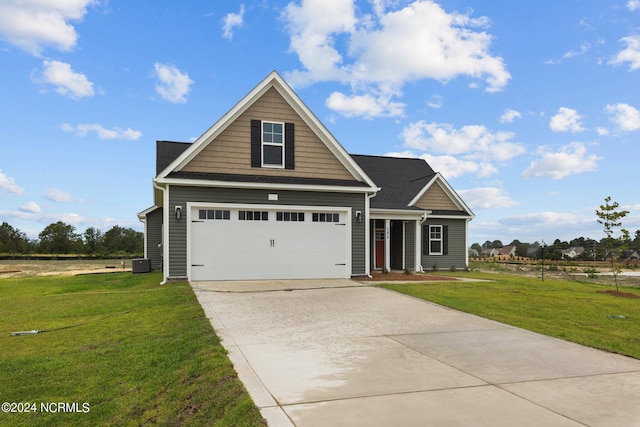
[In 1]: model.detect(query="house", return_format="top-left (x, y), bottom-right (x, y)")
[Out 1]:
top-left (561, 247), bottom-right (585, 259)
top-left (497, 245), bottom-right (516, 257)
top-left (138, 71), bottom-right (474, 282)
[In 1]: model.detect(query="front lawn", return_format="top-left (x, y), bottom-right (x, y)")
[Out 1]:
top-left (0, 272), bottom-right (265, 426)
top-left (380, 272), bottom-right (640, 359)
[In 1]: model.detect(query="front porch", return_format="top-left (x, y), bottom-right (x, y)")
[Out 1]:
top-left (370, 214), bottom-right (424, 272)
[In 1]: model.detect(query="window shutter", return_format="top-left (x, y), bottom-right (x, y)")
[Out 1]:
top-left (443, 225), bottom-right (449, 256)
top-left (422, 225), bottom-right (429, 255)
top-left (250, 120), bottom-right (261, 167)
top-left (285, 122), bottom-right (295, 169)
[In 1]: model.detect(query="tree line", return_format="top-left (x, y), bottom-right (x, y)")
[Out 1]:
top-left (0, 221), bottom-right (143, 257)
top-left (470, 233), bottom-right (640, 262)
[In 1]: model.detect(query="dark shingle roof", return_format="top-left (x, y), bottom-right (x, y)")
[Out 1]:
top-left (156, 141), bottom-right (191, 176)
top-left (351, 154), bottom-right (436, 210)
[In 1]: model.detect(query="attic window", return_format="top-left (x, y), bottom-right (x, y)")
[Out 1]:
top-left (262, 121), bottom-right (284, 167)
top-left (251, 120), bottom-right (295, 169)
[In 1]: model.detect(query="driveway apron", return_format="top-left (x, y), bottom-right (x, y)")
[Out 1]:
top-left (192, 280), bottom-right (640, 427)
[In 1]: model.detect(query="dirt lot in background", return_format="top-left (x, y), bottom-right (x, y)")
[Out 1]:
top-left (0, 259), bottom-right (131, 278)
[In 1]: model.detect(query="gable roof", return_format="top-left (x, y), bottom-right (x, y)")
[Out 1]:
top-left (352, 154), bottom-right (434, 210)
top-left (155, 71), bottom-right (377, 190)
top-left (352, 154), bottom-right (474, 217)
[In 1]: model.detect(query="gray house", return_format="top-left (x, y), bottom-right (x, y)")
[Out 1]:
top-left (138, 71), bottom-right (474, 282)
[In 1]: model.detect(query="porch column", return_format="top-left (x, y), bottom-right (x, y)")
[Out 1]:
top-left (415, 219), bottom-right (422, 272)
top-left (384, 219), bottom-right (391, 271)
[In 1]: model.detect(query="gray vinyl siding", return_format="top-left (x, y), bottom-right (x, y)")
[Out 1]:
top-left (167, 185), bottom-right (367, 278)
top-left (422, 218), bottom-right (467, 270)
top-left (405, 221), bottom-right (415, 270)
top-left (146, 208), bottom-right (163, 270)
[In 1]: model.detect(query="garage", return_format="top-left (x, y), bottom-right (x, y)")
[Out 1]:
top-left (188, 205), bottom-right (350, 281)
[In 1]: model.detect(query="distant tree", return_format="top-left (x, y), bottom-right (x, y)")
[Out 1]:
top-left (471, 243), bottom-right (482, 253)
top-left (0, 222), bottom-right (30, 253)
top-left (596, 196), bottom-right (630, 291)
top-left (101, 226), bottom-right (143, 255)
top-left (490, 240), bottom-right (503, 249)
top-left (39, 221), bottom-right (82, 254)
top-left (83, 227), bottom-right (103, 255)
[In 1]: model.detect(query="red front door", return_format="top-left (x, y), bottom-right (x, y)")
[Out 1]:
top-left (375, 228), bottom-right (385, 269)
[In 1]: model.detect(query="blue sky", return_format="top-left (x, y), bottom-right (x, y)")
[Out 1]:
top-left (1, 0), bottom-right (639, 246)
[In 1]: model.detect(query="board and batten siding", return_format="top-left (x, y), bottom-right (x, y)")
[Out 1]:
top-left (404, 221), bottom-right (416, 271)
top-left (422, 218), bottom-right (467, 270)
top-left (167, 185), bottom-right (367, 278)
top-left (181, 87), bottom-right (354, 181)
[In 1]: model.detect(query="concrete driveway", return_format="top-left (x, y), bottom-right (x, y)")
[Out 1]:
top-left (192, 279), bottom-right (640, 426)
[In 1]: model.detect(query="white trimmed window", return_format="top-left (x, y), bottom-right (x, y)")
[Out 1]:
top-left (429, 225), bottom-right (443, 255)
top-left (262, 121), bottom-right (284, 168)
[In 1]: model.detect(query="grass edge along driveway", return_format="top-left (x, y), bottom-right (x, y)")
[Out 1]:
top-left (379, 271), bottom-right (640, 360)
top-left (0, 272), bottom-right (265, 427)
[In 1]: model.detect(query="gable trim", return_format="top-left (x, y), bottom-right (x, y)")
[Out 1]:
top-left (408, 173), bottom-right (474, 218)
top-left (157, 71), bottom-right (377, 190)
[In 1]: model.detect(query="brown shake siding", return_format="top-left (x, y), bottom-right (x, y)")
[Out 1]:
top-left (182, 87), bottom-right (354, 181)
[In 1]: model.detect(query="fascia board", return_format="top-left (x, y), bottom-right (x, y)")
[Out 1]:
top-left (369, 208), bottom-right (428, 220)
top-left (155, 176), bottom-right (379, 194)
top-left (426, 213), bottom-right (475, 220)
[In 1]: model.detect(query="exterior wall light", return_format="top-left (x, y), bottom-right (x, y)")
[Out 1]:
top-left (355, 211), bottom-right (363, 223)
top-left (175, 205), bottom-right (182, 220)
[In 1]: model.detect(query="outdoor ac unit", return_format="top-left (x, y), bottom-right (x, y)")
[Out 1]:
top-left (132, 258), bottom-right (151, 273)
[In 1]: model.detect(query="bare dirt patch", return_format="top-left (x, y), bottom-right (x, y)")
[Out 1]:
top-left (0, 259), bottom-right (131, 278)
top-left (597, 290), bottom-right (640, 299)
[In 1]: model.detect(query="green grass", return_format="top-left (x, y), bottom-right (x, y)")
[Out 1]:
top-left (380, 272), bottom-right (640, 359)
top-left (0, 272), bottom-right (265, 426)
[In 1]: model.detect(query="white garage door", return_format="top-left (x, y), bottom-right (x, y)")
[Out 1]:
top-left (189, 206), bottom-right (349, 281)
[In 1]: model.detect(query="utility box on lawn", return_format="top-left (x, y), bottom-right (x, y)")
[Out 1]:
top-left (132, 258), bottom-right (152, 273)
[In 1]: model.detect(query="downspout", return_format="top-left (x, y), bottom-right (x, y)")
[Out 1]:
top-left (417, 211), bottom-right (430, 273)
top-left (153, 179), bottom-right (168, 285)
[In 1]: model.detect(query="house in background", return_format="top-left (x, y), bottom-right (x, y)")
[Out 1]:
top-left (138, 71), bottom-right (474, 282)
top-left (561, 247), bottom-right (585, 259)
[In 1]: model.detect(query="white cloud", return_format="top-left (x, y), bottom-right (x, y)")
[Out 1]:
top-left (386, 151), bottom-right (498, 179)
top-left (606, 103), bottom-right (640, 131)
top-left (562, 42), bottom-right (590, 59)
top-left (458, 187), bottom-right (518, 210)
top-left (426, 94), bottom-right (443, 109)
top-left (500, 109), bottom-right (521, 124)
top-left (153, 63), bottom-right (194, 103)
top-left (0, 0), bottom-right (96, 55)
top-left (609, 35), bottom-right (640, 71)
top-left (19, 201), bottom-right (41, 214)
top-left (596, 127), bottom-right (610, 136)
top-left (283, 0), bottom-right (510, 118)
top-left (61, 123), bottom-right (142, 140)
top-left (401, 121), bottom-right (526, 161)
top-left (326, 90), bottom-right (405, 118)
top-left (44, 188), bottom-right (82, 203)
top-left (0, 170), bottom-right (26, 195)
top-left (522, 142), bottom-right (601, 180)
top-left (36, 60), bottom-right (95, 99)
top-left (222, 4), bottom-right (245, 40)
top-left (628, 1), bottom-right (640, 11)
top-left (549, 107), bottom-right (585, 133)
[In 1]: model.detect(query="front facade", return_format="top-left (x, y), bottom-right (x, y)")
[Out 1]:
top-left (138, 71), bottom-right (473, 282)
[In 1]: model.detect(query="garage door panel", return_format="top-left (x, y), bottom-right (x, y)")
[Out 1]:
top-left (190, 207), bottom-right (349, 281)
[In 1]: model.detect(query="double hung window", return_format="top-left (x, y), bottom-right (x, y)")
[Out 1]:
top-left (262, 121), bottom-right (284, 168)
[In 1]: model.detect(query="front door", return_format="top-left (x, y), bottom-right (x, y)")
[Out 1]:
top-left (374, 228), bottom-right (385, 269)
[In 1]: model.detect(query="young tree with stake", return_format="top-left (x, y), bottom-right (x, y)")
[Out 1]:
top-left (595, 197), bottom-right (630, 292)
